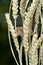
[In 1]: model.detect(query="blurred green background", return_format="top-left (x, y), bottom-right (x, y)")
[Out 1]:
top-left (0, 0), bottom-right (16, 65)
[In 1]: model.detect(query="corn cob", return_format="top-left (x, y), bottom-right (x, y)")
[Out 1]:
top-left (12, 0), bottom-right (18, 29)
top-left (40, 6), bottom-right (43, 65)
top-left (29, 34), bottom-right (38, 65)
top-left (40, 43), bottom-right (43, 65)
top-left (8, 30), bottom-right (19, 65)
top-left (23, 0), bottom-right (39, 52)
top-left (35, 0), bottom-right (41, 24)
top-left (29, 1), bottom-right (41, 65)
top-left (20, 0), bottom-right (26, 17)
top-left (5, 13), bottom-right (19, 53)
top-left (12, 0), bottom-right (18, 19)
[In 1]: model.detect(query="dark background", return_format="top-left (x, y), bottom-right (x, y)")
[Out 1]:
top-left (0, 0), bottom-right (16, 65)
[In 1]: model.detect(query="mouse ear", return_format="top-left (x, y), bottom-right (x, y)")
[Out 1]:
top-left (16, 15), bottom-right (23, 27)
top-left (16, 27), bottom-right (23, 36)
